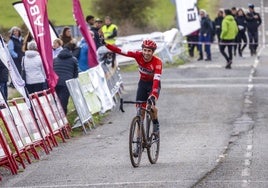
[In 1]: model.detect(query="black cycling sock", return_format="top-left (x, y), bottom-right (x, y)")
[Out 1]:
top-left (152, 119), bottom-right (159, 125)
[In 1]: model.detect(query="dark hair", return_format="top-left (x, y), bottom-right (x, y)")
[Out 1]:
top-left (63, 39), bottom-right (77, 51)
top-left (61, 27), bottom-right (71, 36)
top-left (237, 8), bottom-right (245, 16)
top-left (248, 4), bottom-right (254, 9)
top-left (86, 15), bottom-right (94, 22)
top-left (231, 7), bottom-right (236, 11)
top-left (224, 9), bottom-right (232, 16)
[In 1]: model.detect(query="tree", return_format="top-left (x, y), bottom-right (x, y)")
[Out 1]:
top-left (91, 0), bottom-right (155, 31)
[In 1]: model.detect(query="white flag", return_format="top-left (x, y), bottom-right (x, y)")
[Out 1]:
top-left (0, 35), bottom-right (30, 107)
top-left (175, 0), bottom-right (200, 36)
top-left (13, 1), bottom-right (58, 45)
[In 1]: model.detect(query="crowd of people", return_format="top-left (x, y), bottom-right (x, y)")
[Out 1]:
top-left (0, 14), bottom-right (118, 115)
top-left (187, 3), bottom-right (262, 69)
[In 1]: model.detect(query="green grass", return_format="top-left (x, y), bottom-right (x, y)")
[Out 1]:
top-left (0, 0), bottom-right (176, 31)
top-left (0, 0), bottom-right (219, 140)
top-left (198, 0), bottom-right (220, 19)
top-left (150, 0), bottom-right (177, 31)
top-left (0, 0), bottom-right (92, 28)
top-left (1, 0), bottom-right (219, 31)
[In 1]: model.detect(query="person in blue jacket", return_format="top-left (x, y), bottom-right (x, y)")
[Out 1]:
top-left (78, 38), bottom-right (89, 72)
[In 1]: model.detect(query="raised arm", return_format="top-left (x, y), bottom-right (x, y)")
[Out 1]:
top-left (105, 43), bottom-right (138, 58)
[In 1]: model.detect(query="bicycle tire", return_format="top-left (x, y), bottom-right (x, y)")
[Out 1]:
top-left (146, 113), bottom-right (160, 164)
top-left (129, 116), bottom-right (142, 167)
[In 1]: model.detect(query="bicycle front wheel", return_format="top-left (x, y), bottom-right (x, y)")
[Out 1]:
top-left (129, 116), bottom-right (142, 167)
top-left (146, 114), bottom-right (160, 164)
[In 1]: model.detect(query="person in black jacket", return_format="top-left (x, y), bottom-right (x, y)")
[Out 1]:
top-left (197, 9), bottom-right (213, 61)
top-left (7, 26), bottom-right (24, 88)
top-left (53, 45), bottom-right (78, 114)
top-left (235, 8), bottom-right (248, 57)
top-left (231, 7), bottom-right (238, 56)
top-left (0, 60), bottom-right (8, 100)
top-left (246, 4), bottom-right (262, 56)
top-left (91, 18), bottom-right (103, 49)
top-left (213, 9), bottom-right (224, 45)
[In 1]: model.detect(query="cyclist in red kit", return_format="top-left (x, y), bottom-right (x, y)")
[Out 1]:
top-left (105, 39), bottom-right (162, 134)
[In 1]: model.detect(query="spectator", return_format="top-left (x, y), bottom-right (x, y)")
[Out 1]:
top-left (246, 3), bottom-right (262, 56)
top-left (0, 59), bottom-right (8, 100)
top-left (86, 15), bottom-right (95, 29)
top-left (64, 39), bottom-right (80, 59)
top-left (220, 9), bottom-right (238, 69)
top-left (77, 30), bottom-right (95, 71)
top-left (101, 16), bottom-right (118, 67)
top-left (231, 7), bottom-right (237, 16)
top-left (235, 8), bottom-right (248, 57)
top-left (186, 30), bottom-right (199, 57)
top-left (91, 18), bottom-right (104, 49)
top-left (52, 38), bottom-right (63, 59)
top-left (231, 7), bottom-right (238, 56)
top-left (23, 41), bottom-right (47, 93)
top-left (213, 9), bottom-right (224, 44)
top-left (101, 16), bottom-right (118, 45)
top-left (77, 37), bottom-right (89, 71)
top-left (7, 26), bottom-right (24, 87)
top-left (59, 27), bottom-right (73, 46)
top-left (53, 46), bottom-right (78, 114)
top-left (197, 9), bottom-right (213, 61)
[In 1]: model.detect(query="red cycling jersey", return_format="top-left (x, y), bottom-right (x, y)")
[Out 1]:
top-left (106, 44), bottom-right (162, 99)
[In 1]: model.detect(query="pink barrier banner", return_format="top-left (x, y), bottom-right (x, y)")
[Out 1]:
top-left (72, 0), bottom-right (98, 68)
top-left (13, 1), bottom-right (58, 44)
top-left (22, 0), bottom-right (58, 88)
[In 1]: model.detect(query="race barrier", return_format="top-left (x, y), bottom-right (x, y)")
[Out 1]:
top-left (68, 62), bottom-right (123, 133)
top-left (0, 27), bottom-right (181, 179)
top-left (29, 91), bottom-right (69, 146)
top-left (0, 89), bottom-right (71, 179)
top-left (66, 78), bottom-right (93, 134)
top-left (9, 98), bottom-right (50, 155)
top-left (0, 127), bottom-right (18, 179)
top-left (115, 28), bottom-right (184, 65)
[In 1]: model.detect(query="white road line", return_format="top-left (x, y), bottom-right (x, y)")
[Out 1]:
top-left (244, 159), bottom-right (251, 166)
top-left (247, 145), bottom-right (253, 151)
top-left (240, 0), bottom-right (266, 184)
top-left (178, 64), bottom-right (253, 69)
top-left (242, 168), bottom-right (250, 177)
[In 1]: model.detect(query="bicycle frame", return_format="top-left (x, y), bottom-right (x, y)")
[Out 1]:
top-left (120, 98), bottom-right (160, 167)
top-left (120, 99), bottom-right (152, 147)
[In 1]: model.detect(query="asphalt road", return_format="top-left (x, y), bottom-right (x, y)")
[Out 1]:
top-left (1, 0), bottom-right (268, 188)
top-left (1, 40), bottom-right (267, 188)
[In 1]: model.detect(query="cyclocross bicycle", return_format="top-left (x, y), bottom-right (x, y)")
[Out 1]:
top-left (120, 98), bottom-right (160, 167)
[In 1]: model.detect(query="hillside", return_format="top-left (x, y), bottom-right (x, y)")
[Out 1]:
top-left (0, 0), bottom-right (176, 33)
top-left (0, 0), bottom-right (92, 28)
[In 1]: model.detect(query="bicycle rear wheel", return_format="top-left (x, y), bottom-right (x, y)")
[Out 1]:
top-left (146, 114), bottom-right (160, 164)
top-left (129, 116), bottom-right (142, 167)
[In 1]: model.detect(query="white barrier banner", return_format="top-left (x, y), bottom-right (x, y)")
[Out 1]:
top-left (175, 0), bottom-right (200, 36)
top-left (88, 65), bottom-right (115, 113)
top-left (78, 71), bottom-right (102, 114)
top-left (66, 78), bottom-right (92, 124)
top-left (13, 1), bottom-right (58, 44)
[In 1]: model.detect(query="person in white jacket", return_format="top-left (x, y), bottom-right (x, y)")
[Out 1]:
top-left (23, 40), bottom-right (47, 94)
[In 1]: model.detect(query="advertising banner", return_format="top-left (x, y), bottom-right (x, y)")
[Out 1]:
top-left (78, 71), bottom-right (102, 114)
top-left (175, 0), bottom-right (200, 36)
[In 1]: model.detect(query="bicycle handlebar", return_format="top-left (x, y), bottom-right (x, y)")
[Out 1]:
top-left (120, 98), bottom-right (148, 112)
